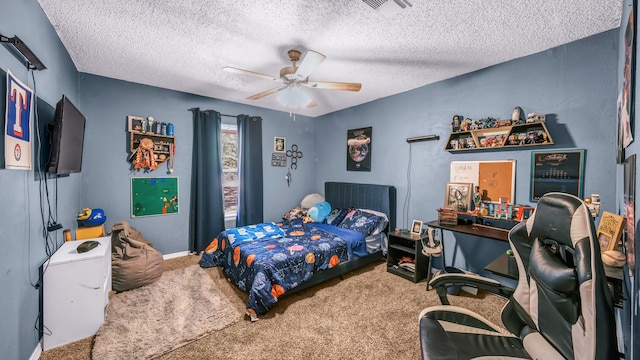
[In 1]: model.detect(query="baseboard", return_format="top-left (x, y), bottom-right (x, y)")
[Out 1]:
top-left (29, 341), bottom-right (42, 360)
top-left (163, 251), bottom-right (190, 260)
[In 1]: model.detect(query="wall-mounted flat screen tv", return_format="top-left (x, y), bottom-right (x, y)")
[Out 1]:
top-left (46, 95), bottom-right (86, 175)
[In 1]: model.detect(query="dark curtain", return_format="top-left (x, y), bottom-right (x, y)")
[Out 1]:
top-left (189, 108), bottom-right (225, 253)
top-left (236, 115), bottom-right (263, 226)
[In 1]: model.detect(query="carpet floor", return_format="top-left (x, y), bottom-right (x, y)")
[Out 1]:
top-left (91, 265), bottom-right (239, 359)
top-left (40, 254), bottom-right (508, 360)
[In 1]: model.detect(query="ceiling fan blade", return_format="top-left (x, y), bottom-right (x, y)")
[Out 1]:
top-left (224, 66), bottom-right (282, 82)
top-left (305, 81), bottom-right (362, 92)
top-left (294, 50), bottom-right (326, 80)
top-left (247, 86), bottom-right (286, 100)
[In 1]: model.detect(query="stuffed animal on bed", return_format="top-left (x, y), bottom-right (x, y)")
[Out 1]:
top-left (305, 201), bottom-right (332, 223)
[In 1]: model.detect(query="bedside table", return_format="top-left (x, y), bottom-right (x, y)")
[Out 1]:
top-left (387, 231), bottom-right (430, 282)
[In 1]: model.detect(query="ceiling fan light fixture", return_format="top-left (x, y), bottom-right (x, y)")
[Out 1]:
top-left (277, 83), bottom-right (312, 109)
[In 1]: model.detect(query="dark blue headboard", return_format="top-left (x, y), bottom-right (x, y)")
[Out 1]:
top-left (324, 182), bottom-right (397, 231)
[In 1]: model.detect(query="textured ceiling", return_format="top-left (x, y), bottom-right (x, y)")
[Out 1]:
top-left (38, 0), bottom-right (623, 117)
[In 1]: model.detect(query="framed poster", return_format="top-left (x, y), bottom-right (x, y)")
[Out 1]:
top-left (618, 2), bottom-right (636, 164)
top-left (347, 127), bottom-right (371, 171)
top-left (5, 69), bottom-right (33, 170)
top-left (624, 154), bottom-right (636, 275)
top-left (530, 150), bottom-right (585, 201)
top-left (131, 177), bottom-right (179, 217)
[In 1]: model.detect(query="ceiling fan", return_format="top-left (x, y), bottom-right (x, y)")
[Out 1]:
top-left (223, 49), bottom-right (362, 108)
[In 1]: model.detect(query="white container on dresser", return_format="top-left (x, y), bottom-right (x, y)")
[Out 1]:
top-left (42, 236), bottom-right (111, 350)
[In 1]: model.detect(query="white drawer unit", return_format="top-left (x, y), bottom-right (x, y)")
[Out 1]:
top-left (42, 236), bottom-right (111, 350)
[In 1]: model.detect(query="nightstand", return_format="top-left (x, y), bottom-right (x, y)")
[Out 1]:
top-left (387, 231), bottom-right (430, 282)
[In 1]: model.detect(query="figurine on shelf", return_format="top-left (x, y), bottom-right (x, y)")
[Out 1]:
top-left (506, 134), bottom-right (519, 146)
top-left (460, 118), bottom-right (470, 131)
top-left (473, 186), bottom-right (482, 212)
top-left (451, 115), bottom-right (462, 132)
top-left (147, 117), bottom-right (155, 134)
top-left (512, 106), bottom-right (524, 124)
top-left (479, 203), bottom-right (489, 216)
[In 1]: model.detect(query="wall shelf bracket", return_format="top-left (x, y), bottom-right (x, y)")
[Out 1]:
top-left (0, 34), bottom-right (46, 71)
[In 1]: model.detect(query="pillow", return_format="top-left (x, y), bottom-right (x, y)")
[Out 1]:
top-left (338, 209), bottom-right (383, 236)
top-left (282, 206), bottom-right (307, 220)
top-left (359, 209), bottom-right (389, 235)
top-left (325, 208), bottom-right (350, 226)
top-left (301, 193), bottom-right (325, 209)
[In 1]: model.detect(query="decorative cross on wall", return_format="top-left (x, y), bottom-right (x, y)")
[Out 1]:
top-left (286, 144), bottom-right (303, 170)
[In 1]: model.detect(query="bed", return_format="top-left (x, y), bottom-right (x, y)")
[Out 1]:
top-left (199, 182), bottom-right (396, 320)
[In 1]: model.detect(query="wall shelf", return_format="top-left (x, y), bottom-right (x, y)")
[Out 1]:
top-left (128, 131), bottom-right (175, 169)
top-left (445, 122), bottom-right (553, 152)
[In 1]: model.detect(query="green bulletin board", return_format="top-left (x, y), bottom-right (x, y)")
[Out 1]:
top-left (131, 177), bottom-right (179, 217)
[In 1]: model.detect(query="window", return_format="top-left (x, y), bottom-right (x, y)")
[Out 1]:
top-left (221, 123), bottom-right (238, 219)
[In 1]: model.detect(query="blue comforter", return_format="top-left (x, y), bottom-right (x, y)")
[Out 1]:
top-left (199, 219), bottom-right (366, 317)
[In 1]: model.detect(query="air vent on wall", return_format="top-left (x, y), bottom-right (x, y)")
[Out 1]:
top-left (362, 0), bottom-right (413, 18)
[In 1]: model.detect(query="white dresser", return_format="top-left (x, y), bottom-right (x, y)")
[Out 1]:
top-left (42, 236), bottom-right (111, 350)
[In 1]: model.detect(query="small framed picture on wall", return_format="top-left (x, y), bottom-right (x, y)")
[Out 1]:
top-left (274, 137), bottom-right (286, 152)
top-left (128, 116), bottom-right (145, 132)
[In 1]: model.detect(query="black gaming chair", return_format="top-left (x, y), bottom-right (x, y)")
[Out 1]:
top-left (419, 192), bottom-right (618, 359)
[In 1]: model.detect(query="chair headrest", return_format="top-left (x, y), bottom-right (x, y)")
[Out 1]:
top-left (526, 192), bottom-right (593, 249)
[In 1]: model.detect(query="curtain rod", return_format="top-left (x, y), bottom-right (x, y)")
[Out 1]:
top-left (187, 108), bottom-right (238, 118)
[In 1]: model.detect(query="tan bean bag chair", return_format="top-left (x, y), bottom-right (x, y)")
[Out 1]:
top-left (109, 221), bottom-right (164, 292)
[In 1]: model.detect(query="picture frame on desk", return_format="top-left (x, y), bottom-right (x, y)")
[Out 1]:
top-left (411, 220), bottom-right (423, 235)
top-left (444, 182), bottom-right (472, 212)
top-left (597, 211), bottom-right (625, 252)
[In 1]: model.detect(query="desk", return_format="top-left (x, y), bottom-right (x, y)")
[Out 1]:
top-left (430, 220), bottom-right (625, 306)
top-left (425, 220), bottom-right (510, 243)
top-left (425, 220), bottom-right (512, 290)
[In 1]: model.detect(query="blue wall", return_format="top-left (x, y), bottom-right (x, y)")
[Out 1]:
top-left (79, 74), bottom-right (316, 254)
top-left (0, 0), bottom-right (633, 359)
top-left (315, 30), bottom-right (619, 277)
top-left (0, 0), bottom-right (82, 359)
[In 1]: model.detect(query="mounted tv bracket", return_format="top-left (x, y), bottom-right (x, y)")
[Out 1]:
top-left (0, 34), bottom-right (46, 70)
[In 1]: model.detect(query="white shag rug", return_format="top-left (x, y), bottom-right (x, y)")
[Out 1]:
top-left (92, 265), bottom-right (239, 360)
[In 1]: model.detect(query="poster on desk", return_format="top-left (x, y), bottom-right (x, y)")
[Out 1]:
top-left (530, 150), bottom-right (585, 201)
top-left (4, 70), bottom-right (33, 170)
